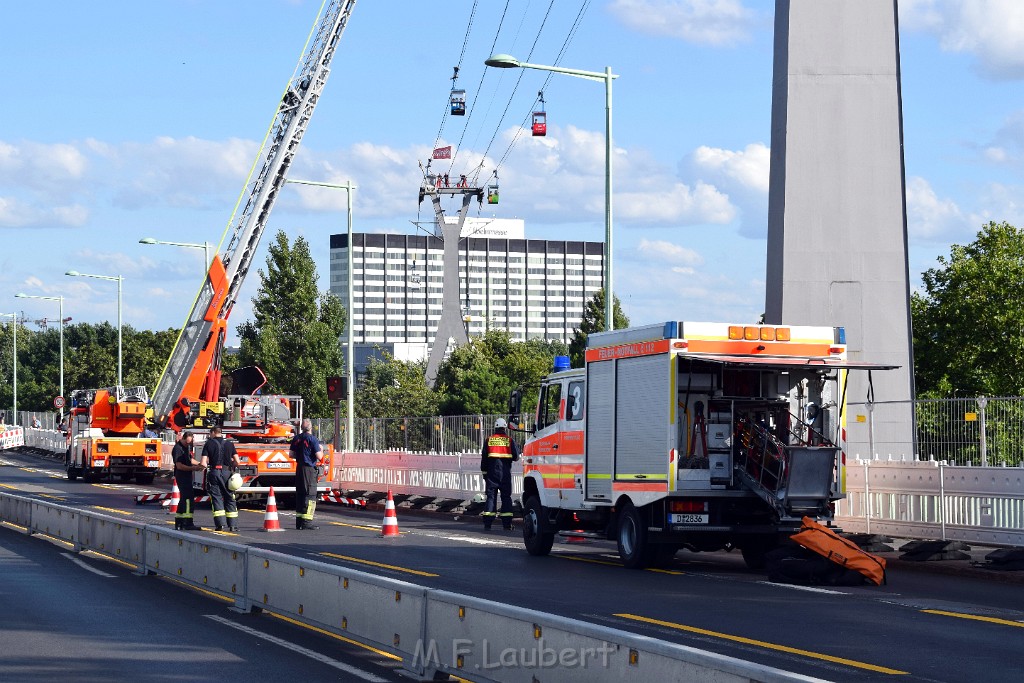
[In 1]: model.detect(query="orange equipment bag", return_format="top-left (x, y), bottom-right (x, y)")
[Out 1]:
top-left (791, 516), bottom-right (887, 586)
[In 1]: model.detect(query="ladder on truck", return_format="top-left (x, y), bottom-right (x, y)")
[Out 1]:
top-left (150, 0), bottom-right (358, 429)
top-left (734, 417), bottom-right (839, 522)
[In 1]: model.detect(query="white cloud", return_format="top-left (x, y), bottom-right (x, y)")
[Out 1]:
top-left (0, 195), bottom-right (88, 229)
top-left (905, 176), bottom-right (970, 241)
top-left (636, 238), bottom-right (704, 266)
top-left (900, 0), bottom-right (1024, 80)
top-left (683, 142), bottom-right (769, 237)
top-left (608, 0), bottom-right (761, 46)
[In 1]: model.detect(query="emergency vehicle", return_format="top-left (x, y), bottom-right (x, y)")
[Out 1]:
top-left (66, 386), bottom-right (161, 484)
top-left (511, 321), bottom-right (895, 569)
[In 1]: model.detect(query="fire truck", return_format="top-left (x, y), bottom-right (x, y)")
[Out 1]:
top-left (66, 386), bottom-right (161, 484)
top-left (147, 0), bottom-right (357, 487)
top-left (511, 321), bottom-right (895, 570)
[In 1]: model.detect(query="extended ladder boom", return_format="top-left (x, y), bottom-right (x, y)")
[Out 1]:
top-left (152, 0), bottom-right (357, 429)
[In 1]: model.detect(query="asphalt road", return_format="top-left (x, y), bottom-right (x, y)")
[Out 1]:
top-left (2, 448), bottom-right (1023, 683)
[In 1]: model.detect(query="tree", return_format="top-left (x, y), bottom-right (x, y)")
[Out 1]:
top-left (356, 352), bottom-right (438, 419)
top-left (568, 288), bottom-right (630, 367)
top-left (236, 231), bottom-right (346, 417)
top-left (912, 221), bottom-right (1024, 397)
top-left (434, 329), bottom-right (566, 415)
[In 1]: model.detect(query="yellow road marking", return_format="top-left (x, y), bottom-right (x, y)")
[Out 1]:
top-left (38, 494), bottom-right (66, 501)
top-left (922, 609), bottom-right (1024, 628)
top-left (615, 613), bottom-right (908, 675)
top-left (321, 552), bottom-right (439, 577)
top-left (163, 576), bottom-right (234, 603)
top-left (82, 549), bottom-right (139, 570)
top-left (329, 520), bottom-right (383, 532)
top-left (92, 506), bottom-right (132, 516)
top-left (0, 483), bottom-right (19, 490)
top-left (559, 554), bottom-right (685, 575)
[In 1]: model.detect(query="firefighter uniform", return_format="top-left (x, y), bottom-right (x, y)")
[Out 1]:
top-left (202, 433), bottom-right (239, 532)
top-left (480, 420), bottom-right (519, 530)
top-left (172, 432), bottom-right (201, 530)
top-left (290, 426), bottom-right (324, 530)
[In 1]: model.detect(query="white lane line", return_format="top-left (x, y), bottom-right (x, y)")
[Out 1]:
top-left (204, 614), bottom-right (389, 682)
top-left (441, 534), bottom-right (509, 546)
top-left (61, 552), bottom-right (116, 578)
top-left (757, 581), bottom-right (847, 595)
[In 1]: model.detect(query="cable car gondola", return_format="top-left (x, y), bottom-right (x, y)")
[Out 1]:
top-left (450, 66), bottom-right (466, 116)
top-left (532, 91), bottom-right (547, 136)
top-left (486, 171), bottom-right (499, 205)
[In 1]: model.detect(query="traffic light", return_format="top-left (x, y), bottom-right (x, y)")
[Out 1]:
top-left (326, 376), bottom-right (347, 401)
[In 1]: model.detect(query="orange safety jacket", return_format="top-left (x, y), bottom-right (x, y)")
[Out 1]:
top-left (485, 433), bottom-right (514, 458)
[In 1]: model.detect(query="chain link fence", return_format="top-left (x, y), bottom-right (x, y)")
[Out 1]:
top-left (311, 414), bottom-right (536, 455)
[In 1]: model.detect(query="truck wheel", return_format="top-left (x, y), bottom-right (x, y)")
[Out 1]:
top-left (617, 501), bottom-right (656, 569)
top-left (67, 465), bottom-right (79, 481)
top-left (522, 496), bottom-right (555, 556)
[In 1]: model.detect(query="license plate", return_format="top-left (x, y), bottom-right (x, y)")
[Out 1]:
top-left (265, 462), bottom-right (291, 469)
top-left (669, 513), bottom-right (709, 524)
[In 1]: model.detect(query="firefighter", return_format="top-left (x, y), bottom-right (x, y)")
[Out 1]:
top-left (480, 417), bottom-right (519, 531)
top-left (290, 418), bottom-right (325, 530)
top-left (200, 425), bottom-right (240, 532)
top-left (172, 431), bottom-right (204, 530)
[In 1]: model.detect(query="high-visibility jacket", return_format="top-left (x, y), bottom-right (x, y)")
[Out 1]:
top-left (485, 433), bottom-right (514, 458)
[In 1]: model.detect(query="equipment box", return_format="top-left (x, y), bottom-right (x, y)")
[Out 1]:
top-left (709, 451), bottom-right (732, 485)
top-left (707, 423), bottom-right (732, 450)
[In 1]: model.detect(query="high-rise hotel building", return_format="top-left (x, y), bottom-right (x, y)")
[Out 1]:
top-left (328, 218), bottom-right (604, 363)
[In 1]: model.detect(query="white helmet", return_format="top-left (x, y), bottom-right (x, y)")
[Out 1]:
top-left (494, 418), bottom-right (508, 430)
top-left (227, 472), bottom-right (244, 492)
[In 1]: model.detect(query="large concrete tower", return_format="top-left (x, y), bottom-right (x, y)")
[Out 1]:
top-left (765, 0), bottom-right (915, 458)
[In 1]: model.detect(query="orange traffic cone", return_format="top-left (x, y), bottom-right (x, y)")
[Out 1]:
top-left (169, 479), bottom-right (180, 514)
top-left (381, 489), bottom-right (400, 537)
top-left (261, 486), bottom-right (283, 532)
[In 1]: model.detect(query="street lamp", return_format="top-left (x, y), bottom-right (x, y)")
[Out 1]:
top-left (485, 53), bottom-right (618, 331)
top-left (66, 270), bottom-right (123, 386)
top-left (15, 293), bottom-right (65, 414)
top-left (286, 178), bottom-right (357, 453)
top-left (139, 237), bottom-right (213, 273)
top-left (0, 313), bottom-right (15, 424)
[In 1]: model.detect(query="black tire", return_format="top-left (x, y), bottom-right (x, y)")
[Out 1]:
top-left (522, 495), bottom-right (555, 556)
top-left (66, 466), bottom-right (79, 481)
top-left (82, 469), bottom-right (99, 483)
top-left (741, 539), bottom-right (777, 571)
top-left (617, 501), bottom-right (656, 569)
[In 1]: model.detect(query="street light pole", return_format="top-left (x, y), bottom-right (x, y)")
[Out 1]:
top-left (139, 237), bottom-right (214, 274)
top-left (0, 313), bottom-right (16, 424)
top-left (485, 54), bottom-right (618, 331)
top-left (286, 178), bottom-right (357, 453)
top-left (66, 271), bottom-right (123, 386)
top-left (15, 293), bottom-right (65, 414)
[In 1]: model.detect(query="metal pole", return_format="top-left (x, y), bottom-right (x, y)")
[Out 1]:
top-left (604, 65), bottom-right (614, 332)
top-left (978, 395), bottom-right (988, 467)
top-left (204, 242), bottom-right (211, 273)
top-left (346, 184), bottom-right (355, 454)
top-left (58, 296), bottom-right (64, 417)
top-left (12, 315), bottom-right (16, 424)
top-left (116, 275), bottom-right (123, 386)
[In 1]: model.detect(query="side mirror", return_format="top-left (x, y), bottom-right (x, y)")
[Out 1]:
top-left (508, 389), bottom-right (521, 417)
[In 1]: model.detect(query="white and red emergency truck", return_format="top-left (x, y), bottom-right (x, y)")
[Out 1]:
top-left (511, 321), bottom-right (895, 569)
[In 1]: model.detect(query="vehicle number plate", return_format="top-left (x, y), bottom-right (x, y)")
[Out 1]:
top-left (265, 462), bottom-right (291, 469)
top-left (669, 513), bottom-right (709, 524)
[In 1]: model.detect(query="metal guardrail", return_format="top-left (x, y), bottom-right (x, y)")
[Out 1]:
top-left (0, 492), bottom-right (824, 683)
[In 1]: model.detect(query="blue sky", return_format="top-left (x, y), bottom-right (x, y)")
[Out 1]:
top-left (4, 0), bottom-right (1024, 346)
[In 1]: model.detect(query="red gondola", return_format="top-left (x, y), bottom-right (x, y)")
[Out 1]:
top-left (532, 91), bottom-right (547, 136)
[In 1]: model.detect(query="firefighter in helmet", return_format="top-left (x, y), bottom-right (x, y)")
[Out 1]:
top-left (200, 425), bottom-right (241, 532)
top-left (480, 417), bottom-right (519, 531)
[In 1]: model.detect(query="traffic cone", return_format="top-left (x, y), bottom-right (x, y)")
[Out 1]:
top-left (381, 489), bottom-right (400, 537)
top-left (169, 479), bottom-right (180, 514)
top-left (261, 486), bottom-right (283, 532)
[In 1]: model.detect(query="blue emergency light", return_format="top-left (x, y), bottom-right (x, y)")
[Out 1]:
top-left (553, 355), bottom-right (571, 372)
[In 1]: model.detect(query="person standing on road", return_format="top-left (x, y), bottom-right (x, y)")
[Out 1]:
top-left (200, 426), bottom-right (240, 532)
top-left (480, 418), bottom-right (519, 531)
top-left (172, 431), bottom-right (205, 531)
top-left (290, 418), bottom-right (324, 530)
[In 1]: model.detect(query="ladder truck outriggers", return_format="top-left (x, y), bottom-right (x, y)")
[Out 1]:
top-left (148, 0), bottom-right (357, 488)
top-left (511, 321), bottom-right (896, 570)
top-left (66, 386), bottom-right (161, 484)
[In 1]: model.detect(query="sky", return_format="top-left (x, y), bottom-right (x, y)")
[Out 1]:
top-left (3, 0), bottom-right (1024, 349)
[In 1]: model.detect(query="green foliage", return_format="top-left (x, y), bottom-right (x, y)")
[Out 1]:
top-left (237, 231), bottom-right (345, 417)
top-left (434, 329), bottom-right (566, 415)
top-left (912, 221), bottom-right (1024, 397)
top-left (356, 352), bottom-right (438, 419)
top-left (568, 288), bottom-right (630, 367)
